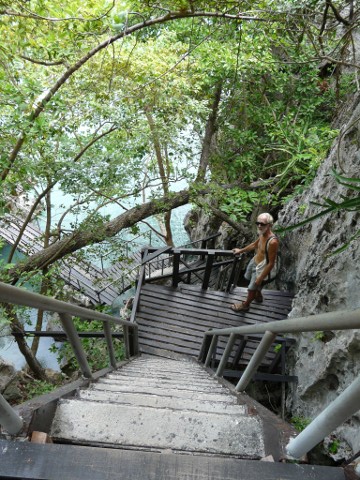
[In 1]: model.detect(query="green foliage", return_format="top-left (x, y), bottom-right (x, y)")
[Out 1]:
top-left (291, 416), bottom-right (311, 432)
top-left (0, 307), bottom-right (11, 335)
top-left (313, 331), bottom-right (326, 342)
top-left (298, 204), bottom-right (307, 216)
top-left (49, 317), bottom-right (125, 374)
top-left (327, 438), bottom-right (341, 455)
top-left (22, 379), bottom-right (59, 400)
top-left (219, 189), bottom-right (269, 223)
top-left (273, 343), bottom-right (282, 353)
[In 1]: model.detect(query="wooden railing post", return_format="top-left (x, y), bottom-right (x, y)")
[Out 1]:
top-left (226, 255), bottom-right (241, 293)
top-left (128, 324), bottom-right (139, 356)
top-left (172, 250), bottom-right (181, 287)
top-left (123, 325), bottom-right (130, 359)
top-left (202, 252), bottom-right (215, 290)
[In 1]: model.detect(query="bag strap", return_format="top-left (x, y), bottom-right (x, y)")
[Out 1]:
top-left (265, 235), bottom-right (278, 264)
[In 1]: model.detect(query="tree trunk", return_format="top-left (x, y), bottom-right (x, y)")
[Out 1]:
top-left (145, 107), bottom-right (174, 247)
top-left (196, 83), bottom-right (222, 183)
top-left (7, 306), bottom-right (49, 382)
top-left (31, 189), bottom-right (52, 356)
top-left (4, 182), bottom-right (251, 286)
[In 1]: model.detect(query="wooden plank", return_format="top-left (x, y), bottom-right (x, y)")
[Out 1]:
top-left (176, 287), bottom-right (294, 311)
top-left (136, 283), bottom-right (294, 370)
top-left (139, 337), bottom-right (197, 356)
top-left (178, 283), bottom-right (294, 304)
top-left (0, 439), bottom-right (345, 480)
top-left (138, 333), bottom-right (268, 366)
top-left (138, 293), bottom-right (287, 331)
top-left (142, 284), bottom-right (293, 316)
top-left (139, 326), bottom-right (274, 367)
top-left (136, 311), bottom-right (279, 366)
top-left (136, 311), bottom-right (286, 354)
top-left (139, 294), bottom-right (283, 327)
top-left (139, 289), bottom-right (287, 325)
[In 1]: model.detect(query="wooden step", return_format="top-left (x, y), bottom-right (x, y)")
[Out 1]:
top-left (0, 439), bottom-right (346, 480)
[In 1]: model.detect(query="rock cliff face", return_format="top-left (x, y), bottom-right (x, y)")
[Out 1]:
top-left (277, 93), bottom-right (360, 458)
top-left (183, 94), bottom-right (360, 459)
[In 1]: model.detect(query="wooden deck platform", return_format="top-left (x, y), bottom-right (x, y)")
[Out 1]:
top-left (136, 283), bottom-right (294, 372)
top-left (0, 213), bottom-right (141, 305)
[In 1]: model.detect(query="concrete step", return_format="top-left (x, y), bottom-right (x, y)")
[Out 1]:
top-left (89, 382), bottom-right (235, 402)
top-left (106, 369), bottom-right (213, 380)
top-left (117, 364), bottom-right (212, 377)
top-left (77, 389), bottom-right (247, 414)
top-left (97, 376), bottom-right (226, 390)
top-left (50, 356), bottom-right (271, 459)
top-left (50, 399), bottom-right (264, 457)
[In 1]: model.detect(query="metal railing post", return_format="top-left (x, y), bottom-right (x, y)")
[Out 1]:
top-left (205, 335), bottom-right (218, 368)
top-left (198, 332), bottom-right (212, 362)
top-left (215, 333), bottom-right (237, 377)
top-left (103, 321), bottom-right (117, 368)
top-left (59, 313), bottom-right (93, 379)
top-left (123, 325), bottom-right (130, 359)
top-left (287, 375), bottom-right (360, 459)
top-left (235, 330), bottom-right (276, 392)
top-left (0, 394), bottom-right (23, 435)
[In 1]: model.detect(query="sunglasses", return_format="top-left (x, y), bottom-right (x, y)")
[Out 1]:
top-left (255, 222), bottom-right (268, 227)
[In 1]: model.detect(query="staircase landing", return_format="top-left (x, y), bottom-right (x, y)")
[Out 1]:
top-left (136, 283), bottom-right (294, 365)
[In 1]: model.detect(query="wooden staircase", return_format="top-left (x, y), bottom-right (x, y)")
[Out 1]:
top-left (0, 246), bottom-right (349, 479)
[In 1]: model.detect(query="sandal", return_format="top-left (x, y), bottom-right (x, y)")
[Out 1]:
top-left (231, 302), bottom-right (249, 312)
top-left (255, 291), bottom-right (263, 303)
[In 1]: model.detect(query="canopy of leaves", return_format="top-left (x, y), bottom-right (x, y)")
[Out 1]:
top-left (0, 0), bottom-right (358, 277)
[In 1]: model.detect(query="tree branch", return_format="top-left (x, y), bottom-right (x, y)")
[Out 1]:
top-left (2, 9), bottom-right (276, 181)
top-left (6, 183), bottom-right (244, 283)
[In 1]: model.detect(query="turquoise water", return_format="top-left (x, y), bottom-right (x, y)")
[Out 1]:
top-left (39, 185), bottom-right (191, 268)
top-left (0, 245), bottom-right (62, 370)
top-left (0, 188), bottom-right (192, 370)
